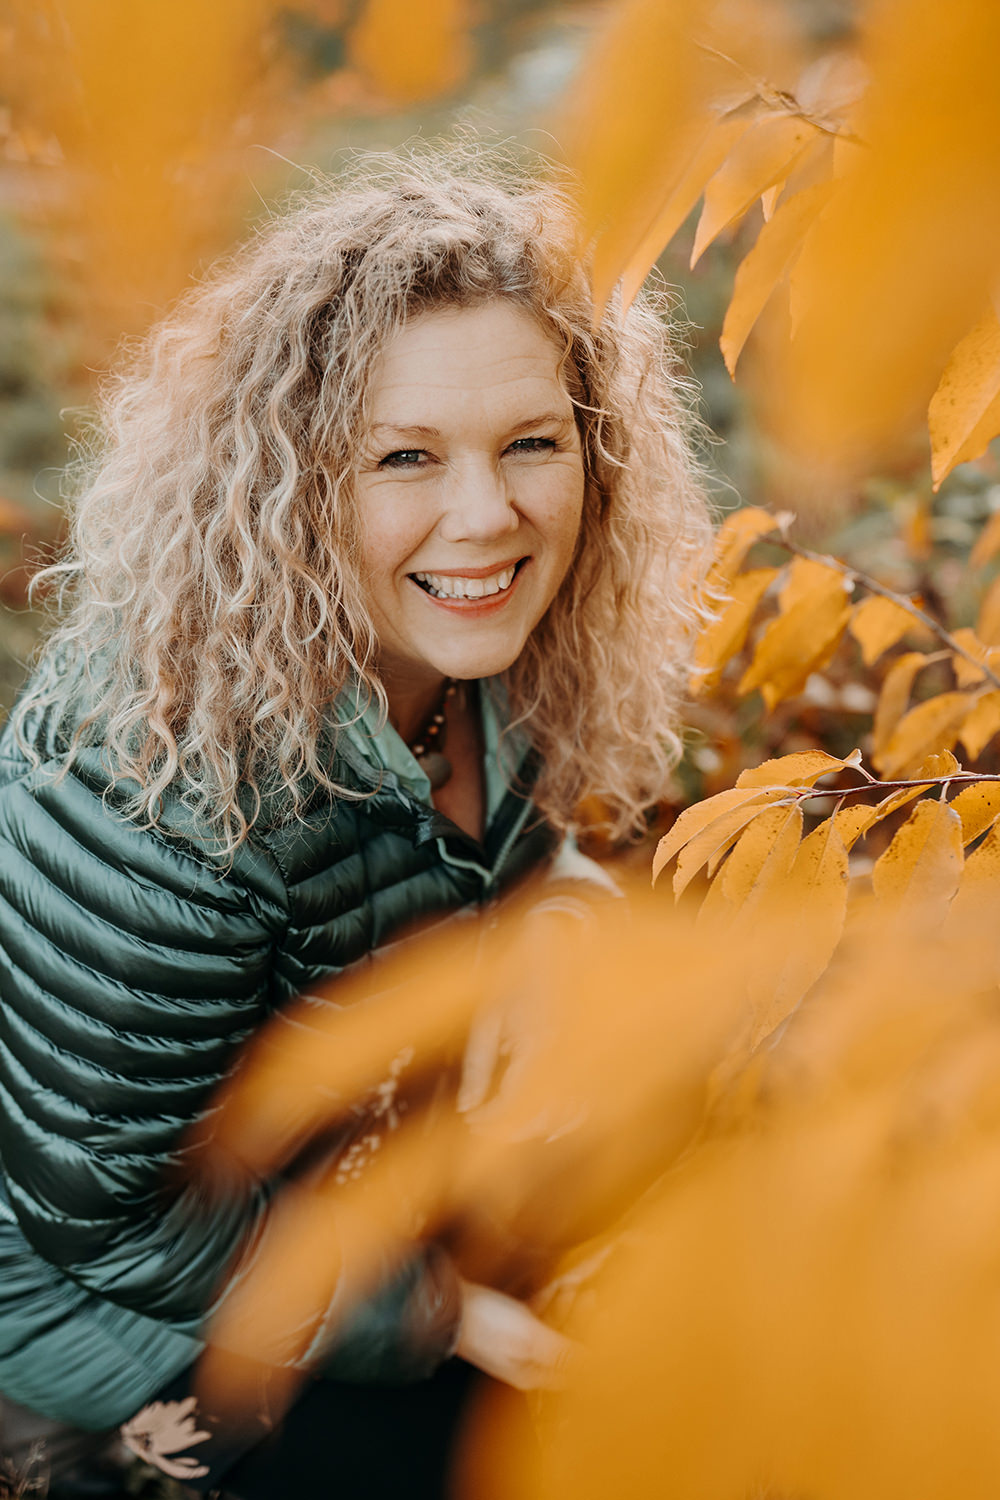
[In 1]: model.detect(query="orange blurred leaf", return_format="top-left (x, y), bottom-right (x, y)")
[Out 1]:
top-left (0, 496), bottom-right (31, 536)
top-left (770, 0), bottom-right (1000, 470)
top-left (347, 0), bottom-right (471, 103)
top-left (874, 693), bottom-right (973, 780)
top-left (848, 594), bottom-right (919, 667)
top-left (691, 111), bottom-right (820, 267)
top-left (693, 566), bottom-right (778, 693)
top-left (872, 651), bottom-right (930, 759)
top-left (944, 819), bottom-right (1000, 977)
top-left (738, 558), bottom-right (851, 709)
top-left (748, 818), bottom-right (848, 1046)
top-left (946, 627), bottom-right (1000, 688)
top-left (559, 0), bottom-right (720, 314)
top-left (711, 505), bottom-right (787, 585)
top-left (620, 112), bottom-right (757, 309)
top-left (976, 576), bottom-right (1000, 646)
top-left (958, 691), bottom-right (1000, 761)
top-left (720, 181), bottom-right (832, 374)
top-left (929, 309), bottom-right (1000, 489)
top-left (969, 509), bottom-right (1000, 570)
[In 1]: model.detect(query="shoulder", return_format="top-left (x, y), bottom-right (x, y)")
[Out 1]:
top-left (0, 728), bottom-right (289, 942)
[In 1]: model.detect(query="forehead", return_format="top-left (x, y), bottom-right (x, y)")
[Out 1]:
top-left (366, 301), bottom-right (573, 424)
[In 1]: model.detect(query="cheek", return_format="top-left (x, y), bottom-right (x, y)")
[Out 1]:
top-left (357, 494), bottom-right (424, 580)
top-left (532, 467), bottom-right (586, 558)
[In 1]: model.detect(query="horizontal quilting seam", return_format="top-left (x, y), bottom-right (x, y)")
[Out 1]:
top-left (0, 881), bottom-right (267, 1012)
top-left (287, 852), bottom-right (446, 923)
top-left (366, 861), bottom-right (472, 915)
top-left (0, 948), bottom-right (246, 1080)
top-left (0, 1021), bottom-right (212, 1115)
top-left (5, 782), bottom-right (272, 948)
top-left (0, 1075), bottom-right (189, 1172)
top-left (0, 847), bottom-right (263, 969)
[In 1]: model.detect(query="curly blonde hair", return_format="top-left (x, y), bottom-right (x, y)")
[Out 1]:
top-left (15, 138), bottom-right (714, 854)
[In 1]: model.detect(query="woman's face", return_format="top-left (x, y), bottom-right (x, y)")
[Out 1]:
top-left (354, 300), bottom-right (586, 697)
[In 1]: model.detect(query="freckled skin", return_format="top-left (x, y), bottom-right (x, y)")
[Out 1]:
top-left (354, 301), bottom-right (586, 741)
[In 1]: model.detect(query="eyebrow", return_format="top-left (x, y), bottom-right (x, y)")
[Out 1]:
top-left (369, 411), bottom-right (575, 439)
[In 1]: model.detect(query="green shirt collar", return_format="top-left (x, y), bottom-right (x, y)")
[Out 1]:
top-left (336, 679), bottom-right (529, 826)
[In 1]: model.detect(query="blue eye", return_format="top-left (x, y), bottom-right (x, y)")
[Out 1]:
top-left (508, 437), bottom-right (556, 454)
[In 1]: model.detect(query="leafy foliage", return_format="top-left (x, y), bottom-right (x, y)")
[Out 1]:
top-left (560, 0), bottom-right (1000, 483)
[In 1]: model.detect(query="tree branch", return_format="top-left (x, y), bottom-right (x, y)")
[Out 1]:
top-left (773, 527), bottom-right (1000, 693)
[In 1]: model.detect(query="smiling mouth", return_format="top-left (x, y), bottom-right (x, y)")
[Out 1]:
top-left (409, 558), bottom-right (529, 601)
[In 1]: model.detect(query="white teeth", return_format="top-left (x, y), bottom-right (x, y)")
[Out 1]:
top-left (413, 565), bottom-right (518, 600)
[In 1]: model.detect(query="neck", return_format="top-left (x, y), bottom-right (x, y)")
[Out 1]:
top-left (386, 674), bottom-right (449, 746)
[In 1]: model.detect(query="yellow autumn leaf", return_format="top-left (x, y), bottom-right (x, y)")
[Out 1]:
top-left (672, 792), bottom-right (794, 899)
top-left (958, 691), bottom-right (1000, 760)
top-left (976, 575), bottom-right (1000, 646)
top-left (871, 798), bottom-right (964, 921)
top-left (4, 0), bottom-right (272, 329)
top-left (776, 556), bottom-right (842, 611)
top-left (620, 112), bottom-right (757, 310)
top-left (736, 748), bottom-right (860, 791)
top-left (872, 652), bottom-right (930, 760)
top-left (693, 566), bottom-right (779, 694)
top-left (720, 182), bottom-right (833, 375)
top-left (848, 594), bottom-right (918, 667)
top-left (558, 0), bottom-right (721, 314)
top-left (873, 778), bottom-right (938, 818)
top-left (946, 780), bottom-right (1000, 845)
top-left (831, 776), bottom-right (946, 854)
top-left (748, 819), bottom-right (848, 1046)
top-left (710, 505), bottom-right (787, 585)
top-left (928, 310), bottom-right (1000, 489)
top-left (943, 820), bottom-right (1000, 984)
top-left (652, 787), bottom-right (781, 888)
top-left (738, 561), bottom-right (851, 709)
top-left (347, 0), bottom-right (471, 102)
top-left (946, 626), bottom-right (1000, 688)
top-left (874, 693), bottom-right (973, 779)
top-left (831, 802), bottom-right (880, 850)
top-left (912, 749), bottom-right (962, 779)
top-left (768, 0), bottom-right (1000, 471)
top-left (969, 508), bottom-right (1000, 570)
top-left (717, 804), bottom-right (804, 909)
top-left (943, 386), bottom-right (1000, 486)
top-left (691, 111), bottom-right (821, 267)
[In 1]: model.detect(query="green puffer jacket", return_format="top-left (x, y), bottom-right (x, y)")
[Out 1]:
top-left (0, 680), bottom-right (557, 1430)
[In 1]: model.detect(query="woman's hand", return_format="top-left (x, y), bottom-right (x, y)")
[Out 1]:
top-left (454, 1278), bottom-right (579, 1391)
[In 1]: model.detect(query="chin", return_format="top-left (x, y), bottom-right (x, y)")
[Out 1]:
top-left (430, 642), bottom-right (528, 681)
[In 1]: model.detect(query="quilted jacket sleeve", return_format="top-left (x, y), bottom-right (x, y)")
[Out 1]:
top-left (0, 748), bottom-right (286, 1322)
top-left (0, 746), bottom-right (460, 1381)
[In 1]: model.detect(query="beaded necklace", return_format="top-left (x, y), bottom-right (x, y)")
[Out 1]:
top-left (407, 678), bottom-right (458, 790)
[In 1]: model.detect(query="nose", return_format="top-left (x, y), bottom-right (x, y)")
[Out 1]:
top-left (437, 456), bottom-right (519, 546)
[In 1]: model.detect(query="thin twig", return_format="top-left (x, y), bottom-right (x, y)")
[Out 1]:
top-left (693, 42), bottom-right (868, 147)
top-left (773, 529), bottom-right (1000, 693)
top-left (794, 769), bottom-right (1000, 802)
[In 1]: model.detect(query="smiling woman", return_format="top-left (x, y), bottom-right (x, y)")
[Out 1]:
top-left (0, 140), bottom-right (712, 1498)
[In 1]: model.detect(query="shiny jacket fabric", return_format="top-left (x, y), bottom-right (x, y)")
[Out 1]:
top-left (0, 697), bottom-right (556, 1429)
